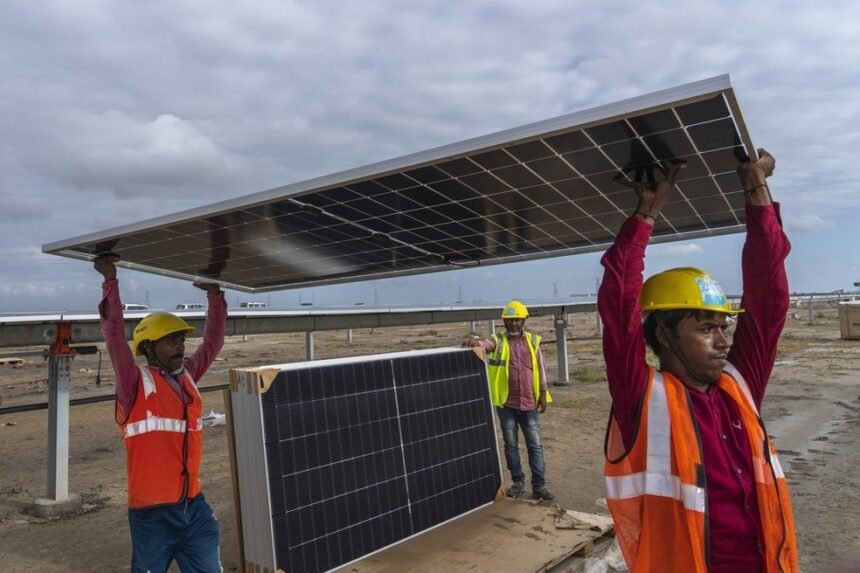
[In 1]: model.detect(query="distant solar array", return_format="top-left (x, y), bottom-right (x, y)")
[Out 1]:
top-left (44, 75), bottom-right (754, 292)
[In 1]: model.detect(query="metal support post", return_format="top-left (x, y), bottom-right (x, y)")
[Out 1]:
top-left (470, 320), bottom-right (476, 333)
top-left (305, 331), bottom-right (315, 361)
top-left (46, 354), bottom-right (72, 500)
top-left (35, 322), bottom-right (81, 516)
top-left (553, 313), bottom-right (570, 385)
top-left (595, 309), bottom-right (603, 337)
top-left (807, 297), bottom-right (815, 325)
top-left (487, 320), bottom-right (495, 335)
top-left (347, 329), bottom-right (353, 344)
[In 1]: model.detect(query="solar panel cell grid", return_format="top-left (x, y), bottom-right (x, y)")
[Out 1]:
top-left (229, 349), bottom-right (502, 573)
top-left (45, 76), bottom-right (755, 292)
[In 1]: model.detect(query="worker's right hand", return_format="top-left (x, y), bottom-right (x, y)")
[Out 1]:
top-left (616, 161), bottom-right (685, 220)
top-left (94, 254), bottom-right (119, 280)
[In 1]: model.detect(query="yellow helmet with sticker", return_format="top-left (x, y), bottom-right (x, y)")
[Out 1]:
top-left (501, 300), bottom-right (529, 319)
top-left (640, 267), bottom-right (741, 314)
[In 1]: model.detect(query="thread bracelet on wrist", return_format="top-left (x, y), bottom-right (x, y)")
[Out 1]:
top-left (744, 183), bottom-right (769, 195)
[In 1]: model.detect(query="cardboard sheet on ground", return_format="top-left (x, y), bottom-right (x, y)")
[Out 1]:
top-left (335, 498), bottom-right (608, 573)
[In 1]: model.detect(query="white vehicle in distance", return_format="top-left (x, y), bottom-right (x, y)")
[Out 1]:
top-left (175, 303), bottom-right (206, 310)
top-left (121, 303), bottom-right (150, 311)
top-left (239, 301), bottom-right (266, 309)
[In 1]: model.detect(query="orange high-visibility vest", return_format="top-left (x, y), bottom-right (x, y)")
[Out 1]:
top-left (119, 365), bottom-right (204, 509)
top-left (604, 364), bottom-right (798, 572)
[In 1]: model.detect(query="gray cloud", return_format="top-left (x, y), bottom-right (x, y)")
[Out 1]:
top-left (2, 0), bottom-right (860, 312)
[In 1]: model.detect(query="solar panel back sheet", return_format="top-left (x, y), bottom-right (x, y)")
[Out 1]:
top-left (44, 75), bottom-right (755, 292)
top-left (228, 347), bottom-right (502, 573)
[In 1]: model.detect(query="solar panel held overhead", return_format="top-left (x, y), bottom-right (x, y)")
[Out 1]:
top-left (44, 74), bottom-right (755, 292)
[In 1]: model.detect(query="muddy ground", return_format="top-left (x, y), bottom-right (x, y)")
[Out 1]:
top-left (0, 305), bottom-right (858, 572)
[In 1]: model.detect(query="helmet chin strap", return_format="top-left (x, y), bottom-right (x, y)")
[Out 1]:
top-left (656, 315), bottom-right (716, 386)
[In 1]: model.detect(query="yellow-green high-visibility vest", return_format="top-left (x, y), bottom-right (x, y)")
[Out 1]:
top-left (486, 331), bottom-right (551, 407)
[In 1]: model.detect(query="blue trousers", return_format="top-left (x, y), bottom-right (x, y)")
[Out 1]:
top-left (496, 407), bottom-right (546, 489)
top-left (128, 493), bottom-right (221, 573)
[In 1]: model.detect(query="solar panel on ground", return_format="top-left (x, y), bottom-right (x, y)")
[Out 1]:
top-left (43, 75), bottom-right (755, 292)
top-left (229, 347), bottom-right (502, 573)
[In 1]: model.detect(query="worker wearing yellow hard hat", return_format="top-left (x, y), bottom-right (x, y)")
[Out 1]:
top-left (639, 266), bottom-right (740, 314)
top-left (500, 299), bottom-right (529, 319)
top-left (94, 254), bottom-right (227, 572)
top-left (132, 311), bottom-right (195, 357)
top-left (463, 299), bottom-right (554, 502)
top-left (597, 150), bottom-right (797, 572)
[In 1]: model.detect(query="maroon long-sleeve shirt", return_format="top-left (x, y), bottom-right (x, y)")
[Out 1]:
top-left (598, 203), bottom-right (790, 572)
top-left (98, 279), bottom-right (227, 421)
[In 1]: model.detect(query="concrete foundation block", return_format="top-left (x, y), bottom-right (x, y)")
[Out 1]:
top-left (33, 493), bottom-right (81, 518)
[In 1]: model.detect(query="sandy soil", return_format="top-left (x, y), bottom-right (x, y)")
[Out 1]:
top-left (0, 306), bottom-right (858, 572)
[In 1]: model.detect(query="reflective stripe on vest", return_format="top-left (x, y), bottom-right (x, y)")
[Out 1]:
top-left (605, 472), bottom-right (706, 513)
top-left (486, 331), bottom-right (548, 407)
top-left (604, 365), bottom-right (798, 572)
top-left (605, 371), bottom-right (706, 513)
top-left (123, 413), bottom-right (204, 438)
top-left (140, 366), bottom-right (157, 398)
top-left (139, 366), bottom-right (201, 401)
top-left (120, 366), bottom-right (205, 508)
top-left (127, 368), bottom-right (202, 439)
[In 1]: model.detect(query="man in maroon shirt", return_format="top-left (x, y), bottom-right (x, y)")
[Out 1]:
top-left (463, 300), bottom-right (554, 501)
top-left (598, 150), bottom-right (798, 572)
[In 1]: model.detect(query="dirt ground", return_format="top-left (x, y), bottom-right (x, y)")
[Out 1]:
top-left (1, 305), bottom-right (859, 572)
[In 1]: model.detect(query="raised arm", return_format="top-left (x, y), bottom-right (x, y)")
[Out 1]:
top-left (184, 282), bottom-right (227, 383)
top-left (727, 149), bottom-right (791, 407)
top-left (598, 164), bottom-right (684, 438)
top-left (94, 255), bottom-right (139, 421)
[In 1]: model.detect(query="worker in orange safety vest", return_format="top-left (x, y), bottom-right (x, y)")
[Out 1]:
top-left (597, 150), bottom-right (798, 572)
top-left (96, 254), bottom-right (227, 573)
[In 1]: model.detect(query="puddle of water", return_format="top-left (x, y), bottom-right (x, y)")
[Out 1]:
top-left (767, 381), bottom-right (856, 472)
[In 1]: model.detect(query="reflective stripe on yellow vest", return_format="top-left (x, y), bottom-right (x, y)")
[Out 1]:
top-left (604, 365), bottom-right (798, 572)
top-left (486, 331), bottom-right (550, 407)
top-left (120, 365), bottom-right (204, 509)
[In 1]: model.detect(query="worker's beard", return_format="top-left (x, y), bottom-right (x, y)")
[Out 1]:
top-left (506, 327), bottom-right (523, 337)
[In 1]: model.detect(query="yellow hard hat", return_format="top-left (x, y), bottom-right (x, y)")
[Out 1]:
top-left (640, 267), bottom-right (741, 314)
top-left (132, 311), bottom-right (195, 356)
top-left (501, 300), bottom-right (529, 319)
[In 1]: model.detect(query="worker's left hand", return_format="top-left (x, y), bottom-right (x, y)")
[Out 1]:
top-left (537, 392), bottom-right (548, 414)
top-left (193, 282), bottom-right (222, 295)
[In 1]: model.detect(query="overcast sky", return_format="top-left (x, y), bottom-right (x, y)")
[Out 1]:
top-left (2, 0), bottom-right (859, 313)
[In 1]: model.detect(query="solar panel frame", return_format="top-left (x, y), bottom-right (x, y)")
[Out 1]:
top-left (43, 74), bottom-right (756, 292)
top-left (229, 347), bottom-right (504, 573)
